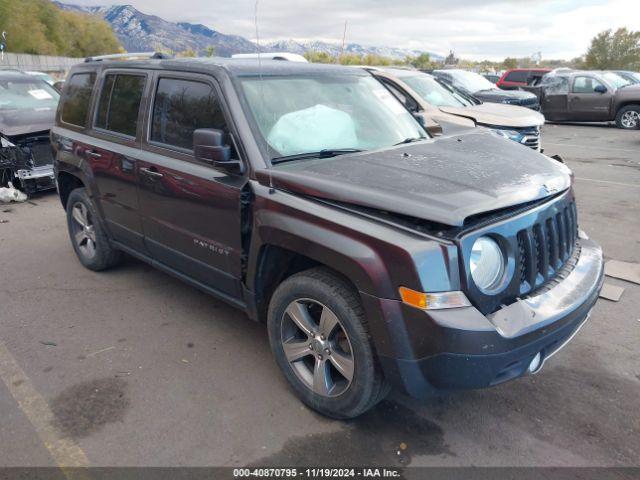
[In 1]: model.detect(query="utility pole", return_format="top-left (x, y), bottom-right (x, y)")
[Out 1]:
top-left (339, 20), bottom-right (347, 64)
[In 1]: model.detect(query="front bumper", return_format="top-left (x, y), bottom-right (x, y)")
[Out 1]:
top-left (364, 238), bottom-right (604, 399)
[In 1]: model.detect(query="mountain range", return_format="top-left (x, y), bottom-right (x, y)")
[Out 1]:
top-left (54, 2), bottom-right (442, 60)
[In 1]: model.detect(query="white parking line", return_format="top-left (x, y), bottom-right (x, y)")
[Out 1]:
top-left (575, 177), bottom-right (640, 188)
top-left (0, 342), bottom-right (90, 477)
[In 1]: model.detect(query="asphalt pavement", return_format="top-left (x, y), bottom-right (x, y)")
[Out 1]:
top-left (0, 124), bottom-right (638, 469)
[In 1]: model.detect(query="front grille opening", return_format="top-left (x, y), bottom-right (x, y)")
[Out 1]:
top-left (515, 201), bottom-right (578, 299)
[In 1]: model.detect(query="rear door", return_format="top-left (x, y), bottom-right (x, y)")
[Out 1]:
top-left (567, 75), bottom-right (613, 121)
top-left (84, 70), bottom-right (150, 251)
top-left (540, 76), bottom-right (570, 121)
top-left (137, 72), bottom-right (246, 300)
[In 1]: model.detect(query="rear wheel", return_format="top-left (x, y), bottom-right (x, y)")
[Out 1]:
top-left (615, 105), bottom-right (640, 129)
top-left (66, 188), bottom-right (122, 271)
top-left (267, 268), bottom-right (389, 419)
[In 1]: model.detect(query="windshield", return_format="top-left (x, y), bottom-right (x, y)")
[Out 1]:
top-left (448, 71), bottom-right (497, 93)
top-left (601, 72), bottom-right (631, 89)
top-left (0, 77), bottom-right (60, 110)
top-left (401, 74), bottom-right (473, 107)
top-left (239, 74), bottom-right (427, 161)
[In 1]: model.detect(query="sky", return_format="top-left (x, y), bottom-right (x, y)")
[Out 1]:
top-left (66, 0), bottom-right (640, 60)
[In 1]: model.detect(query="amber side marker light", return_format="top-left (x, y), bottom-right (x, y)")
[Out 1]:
top-left (399, 287), bottom-right (471, 310)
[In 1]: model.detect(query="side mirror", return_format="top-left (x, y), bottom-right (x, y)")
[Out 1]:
top-left (193, 128), bottom-right (243, 173)
top-left (413, 112), bottom-right (443, 136)
top-left (594, 84), bottom-right (607, 94)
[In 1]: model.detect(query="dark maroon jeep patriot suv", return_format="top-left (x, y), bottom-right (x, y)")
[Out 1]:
top-left (52, 55), bottom-right (604, 419)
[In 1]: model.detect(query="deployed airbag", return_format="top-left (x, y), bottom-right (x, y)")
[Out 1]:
top-left (267, 104), bottom-right (358, 156)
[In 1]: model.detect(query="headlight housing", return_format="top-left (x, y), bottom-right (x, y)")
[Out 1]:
top-left (469, 237), bottom-right (505, 291)
top-left (491, 128), bottom-right (522, 141)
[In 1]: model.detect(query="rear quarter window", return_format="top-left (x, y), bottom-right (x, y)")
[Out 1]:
top-left (60, 73), bottom-right (96, 127)
top-left (95, 73), bottom-right (146, 137)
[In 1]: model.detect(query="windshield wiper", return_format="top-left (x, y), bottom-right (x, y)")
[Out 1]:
top-left (394, 137), bottom-right (426, 146)
top-left (271, 148), bottom-right (363, 164)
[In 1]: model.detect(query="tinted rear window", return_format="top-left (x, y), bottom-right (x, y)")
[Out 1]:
top-left (61, 73), bottom-right (96, 127)
top-left (504, 71), bottom-right (528, 82)
top-left (95, 74), bottom-right (145, 137)
top-left (150, 78), bottom-right (227, 150)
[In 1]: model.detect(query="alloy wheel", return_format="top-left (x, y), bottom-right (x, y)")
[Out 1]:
top-left (621, 110), bottom-right (639, 128)
top-left (281, 298), bottom-right (355, 397)
top-left (71, 202), bottom-right (97, 259)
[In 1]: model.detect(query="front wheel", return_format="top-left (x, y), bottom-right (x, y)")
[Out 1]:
top-left (615, 105), bottom-right (640, 129)
top-left (267, 268), bottom-right (389, 419)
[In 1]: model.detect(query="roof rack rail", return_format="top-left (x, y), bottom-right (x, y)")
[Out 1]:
top-left (84, 52), bottom-right (172, 63)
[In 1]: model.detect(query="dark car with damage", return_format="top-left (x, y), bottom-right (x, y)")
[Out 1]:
top-left (533, 70), bottom-right (640, 129)
top-left (539, 70), bottom-right (640, 130)
top-left (0, 70), bottom-right (59, 194)
top-left (433, 69), bottom-right (541, 110)
top-left (52, 55), bottom-right (604, 419)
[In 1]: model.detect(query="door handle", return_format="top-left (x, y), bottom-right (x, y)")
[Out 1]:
top-left (140, 166), bottom-right (164, 179)
top-left (86, 150), bottom-right (102, 159)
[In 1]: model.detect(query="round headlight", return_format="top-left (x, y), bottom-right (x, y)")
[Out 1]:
top-left (470, 237), bottom-right (505, 291)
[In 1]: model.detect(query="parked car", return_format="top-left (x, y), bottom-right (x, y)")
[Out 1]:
top-left (611, 70), bottom-right (640, 84)
top-left (496, 68), bottom-right (552, 90)
top-left (24, 71), bottom-right (57, 86)
top-left (483, 73), bottom-right (500, 84)
top-left (0, 70), bottom-right (59, 193)
top-left (369, 68), bottom-right (545, 150)
top-left (53, 55), bottom-right (603, 419)
top-left (535, 70), bottom-right (640, 129)
top-left (433, 69), bottom-right (540, 110)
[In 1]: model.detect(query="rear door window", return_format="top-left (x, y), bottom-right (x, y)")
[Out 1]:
top-left (504, 71), bottom-right (528, 83)
top-left (60, 73), bottom-right (96, 127)
top-left (150, 77), bottom-right (228, 151)
top-left (95, 73), bottom-right (146, 137)
top-left (543, 76), bottom-right (569, 94)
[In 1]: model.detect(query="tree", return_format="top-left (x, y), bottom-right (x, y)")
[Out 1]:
top-left (407, 53), bottom-right (432, 70)
top-left (503, 57), bottom-right (518, 69)
top-left (303, 50), bottom-right (336, 63)
top-left (0, 0), bottom-right (122, 56)
top-left (444, 50), bottom-right (458, 65)
top-left (585, 28), bottom-right (640, 70)
top-left (205, 46), bottom-right (216, 57)
top-left (177, 49), bottom-right (197, 58)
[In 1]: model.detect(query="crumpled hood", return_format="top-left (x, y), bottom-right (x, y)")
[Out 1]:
top-left (0, 108), bottom-right (55, 137)
top-left (258, 129), bottom-right (571, 227)
top-left (439, 103), bottom-right (545, 128)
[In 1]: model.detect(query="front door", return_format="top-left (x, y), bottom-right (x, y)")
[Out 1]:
top-left (137, 73), bottom-right (246, 300)
top-left (85, 71), bottom-right (149, 251)
top-left (568, 76), bottom-right (613, 121)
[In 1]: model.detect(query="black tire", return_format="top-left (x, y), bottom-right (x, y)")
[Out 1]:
top-left (615, 104), bottom-right (640, 129)
top-left (66, 188), bottom-right (123, 271)
top-left (267, 267), bottom-right (389, 419)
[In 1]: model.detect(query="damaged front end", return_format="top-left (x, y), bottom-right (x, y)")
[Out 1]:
top-left (0, 132), bottom-right (55, 196)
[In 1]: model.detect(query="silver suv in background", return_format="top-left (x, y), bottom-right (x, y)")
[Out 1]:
top-left (370, 68), bottom-right (545, 150)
